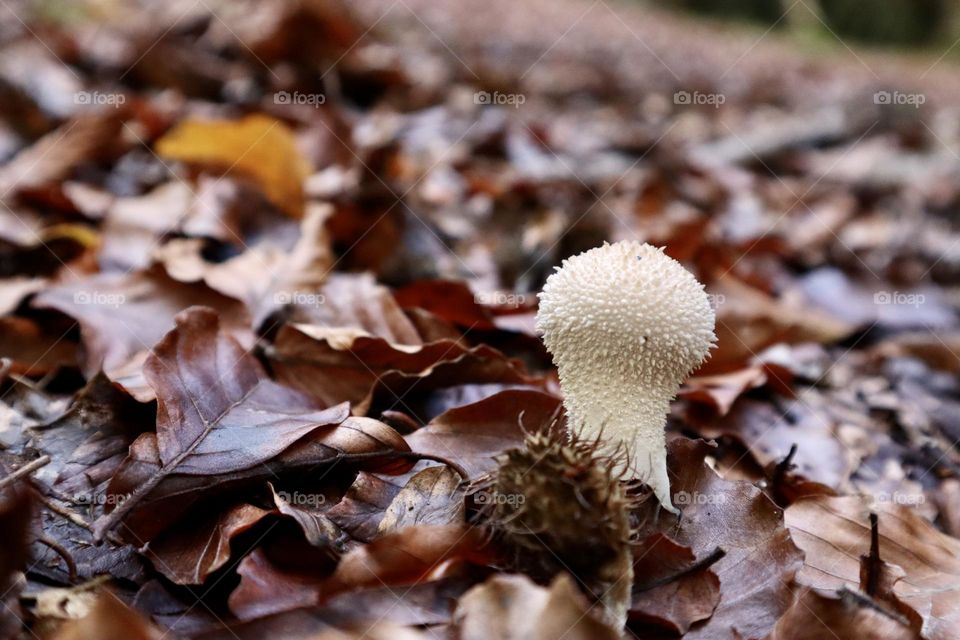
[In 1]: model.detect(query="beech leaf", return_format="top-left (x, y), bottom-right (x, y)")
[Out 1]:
top-left (93, 307), bottom-right (354, 540)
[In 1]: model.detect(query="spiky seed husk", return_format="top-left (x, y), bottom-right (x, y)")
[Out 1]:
top-left (470, 428), bottom-right (638, 629)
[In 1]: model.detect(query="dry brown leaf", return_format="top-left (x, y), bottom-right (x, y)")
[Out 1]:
top-left (453, 573), bottom-right (619, 640)
top-left (0, 316), bottom-right (78, 377)
top-left (50, 592), bottom-right (162, 640)
top-left (680, 363), bottom-right (793, 416)
top-left (768, 589), bottom-right (918, 640)
top-left (156, 204), bottom-right (335, 326)
top-left (0, 112), bottom-right (121, 196)
top-left (704, 275), bottom-right (852, 374)
top-left (640, 438), bottom-right (804, 640)
top-left (405, 389), bottom-right (562, 479)
top-left (33, 268), bottom-right (251, 398)
top-left (271, 322), bottom-right (534, 414)
top-left (785, 495), bottom-right (960, 640)
top-left (145, 503), bottom-right (270, 585)
top-left (377, 465), bottom-right (464, 533)
top-left (630, 534), bottom-right (721, 635)
top-left (92, 307), bottom-right (403, 541)
top-left (328, 524), bottom-right (488, 593)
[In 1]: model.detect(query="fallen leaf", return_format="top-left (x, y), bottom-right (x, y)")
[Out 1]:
top-left (785, 495), bottom-right (960, 640)
top-left (50, 591), bottom-right (162, 640)
top-left (453, 573), bottom-right (619, 640)
top-left (405, 389), bottom-right (562, 479)
top-left (377, 465), bottom-right (464, 533)
top-left (34, 372), bottom-right (153, 499)
top-left (156, 114), bottom-right (311, 218)
top-left (92, 307), bottom-right (357, 540)
top-left (705, 275), bottom-right (852, 374)
top-left (33, 268), bottom-right (251, 398)
top-left (270, 322), bottom-right (534, 415)
top-left (270, 483), bottom-right (350, 553)
top-left (144, 503), bottom-right (270, 585)
top-left (691, 396), bottom-right (852, 492)
top-left (227, 547), bottom-right (328, 621)
top-left (640, 438), bottom-right (804, 640)
top-left (229, 524), bottom-right (487, 621)
top-left (156, 204), bottom-right (335, 327)
top-left (283, 271), bottom-right (421, 342)
top-left (393, 280), bottom-right (496, 330)
top-left (327, 524), bottom-right (488, 594)
top-left (325, 471), bottom-right (404, 542)
top-left (629, 534), bottom-right (721, 635)
top-left (0, 112), bottom-right (121, 196)
top-left (0, 316), bottom-right (78, 377)
top-left (680, 363), bottom-right (793, 416)
top-left (768, 589), bottom-right (917, 640)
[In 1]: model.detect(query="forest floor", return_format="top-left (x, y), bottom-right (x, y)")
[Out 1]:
top-left (1, 0), bottom-right (960, 638)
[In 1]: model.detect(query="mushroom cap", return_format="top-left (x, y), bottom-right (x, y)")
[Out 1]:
top-left (535, 241), bottom-right (716, 510)
top-left (537, 241), bottom-right (715, 385)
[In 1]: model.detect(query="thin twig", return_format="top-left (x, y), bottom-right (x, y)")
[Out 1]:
top-left (35, 534), bottom-right (78, 582)
top-left (37, 494), bottom-right (94, 532)
top-left (635, 546), bottom-right (726, 593)
top-left (0, 455), bottom-right (51, 491)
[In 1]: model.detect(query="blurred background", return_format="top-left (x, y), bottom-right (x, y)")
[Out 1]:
top-left (2, 0), bottom-right (960, 370)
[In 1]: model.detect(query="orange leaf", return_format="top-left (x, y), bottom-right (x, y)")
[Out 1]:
top-left (156, 114), bottom-right (310, 217)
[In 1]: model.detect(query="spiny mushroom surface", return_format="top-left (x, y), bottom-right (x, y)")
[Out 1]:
top-left (536, 241), bottom-right (716, 513)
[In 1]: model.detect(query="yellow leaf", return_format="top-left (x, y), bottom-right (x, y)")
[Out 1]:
top-left (39, 223), bottom-right (100, 249)
top-left (155, 114), bottom-right (311, 218)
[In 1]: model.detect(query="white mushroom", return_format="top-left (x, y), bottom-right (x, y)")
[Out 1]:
top-left (536, 241), bottom-right (716, 513)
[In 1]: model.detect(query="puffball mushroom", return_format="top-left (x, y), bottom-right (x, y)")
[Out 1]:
top-left (536, 241), bottom-right (716, 513)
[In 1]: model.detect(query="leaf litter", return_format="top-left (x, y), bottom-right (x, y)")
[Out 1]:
top-left (1, 0), bottom-right (960, 638)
